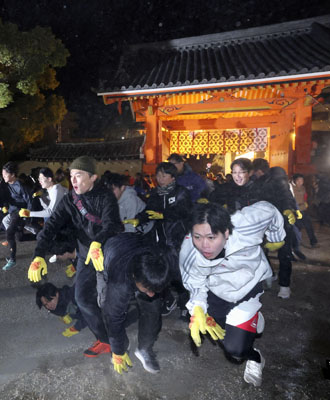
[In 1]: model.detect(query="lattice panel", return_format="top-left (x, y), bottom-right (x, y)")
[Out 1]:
top-left (170, 128), bottom-right (268, 155)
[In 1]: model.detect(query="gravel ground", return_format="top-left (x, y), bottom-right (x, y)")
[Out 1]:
top-left (0, 223), bottom-right (329, 400)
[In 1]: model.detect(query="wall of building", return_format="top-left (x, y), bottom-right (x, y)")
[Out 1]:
top-left (18, 159), bottom-right (143, 178)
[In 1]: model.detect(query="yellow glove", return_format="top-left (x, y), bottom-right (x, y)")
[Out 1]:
top-left (296, 210), bottom-right (303, 219)
top-left (85, 241), bottom-right (104, 271)
top-left (2, 207), bottom-right (8, 214)
top-left (283, 209), bottom-right (296, 225)
top-left (112, 352), bottom-right (133, 374)
top-left (123, 218), bottom-right (139, 228)
top-left (33, 190), bottom-right (43, 198)
top-left (189, 306), bottom-right (206, 347)
top-left (60, 314), bottom-right (73, 324)
top-left (19, 208), bottom-right (30, 218)
top-left (146, 210), bottom-right (164, 220)
top-left (223, 204), bottom-right (228, 210)
top-left (65, 263), bottom-right (76, 278)
top-left (197, 198), bottom-right (209, 204)
top-left (205, 314), bottom-right (225, 341)
top-left (62, 326), bottom-right (79, 337)
top-left (264, 241), bottom-right (285, 251)
top-left (28, 257), bottom-right (47, 282)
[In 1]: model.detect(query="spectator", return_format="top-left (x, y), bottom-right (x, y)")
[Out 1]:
top-left (291, 173), bottom-right (318, 248)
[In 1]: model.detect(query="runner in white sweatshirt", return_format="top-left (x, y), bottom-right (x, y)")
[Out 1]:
top-left (179, 201), bottom-right (285, 387)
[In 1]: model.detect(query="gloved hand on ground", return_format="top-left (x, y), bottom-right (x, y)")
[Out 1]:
top-left (205, 314), bottom-right (225, 341)
top-left (62, 326), bottom-right (79, 337)
top-left (112, 352), bottom-right (132, 374)
top-left (65, 263), bottom-right (76, 278)
top-left (60, 314), bottom-right (72, 324)
top-left (189, 306), bottom-right (206, 347)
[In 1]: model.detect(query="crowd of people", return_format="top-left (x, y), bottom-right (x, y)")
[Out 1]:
top-left (0, 153), bottom-right (321, 386)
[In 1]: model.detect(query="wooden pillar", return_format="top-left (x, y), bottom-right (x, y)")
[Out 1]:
top-left (268, 111), bottom-right (295, 174)
top-left (294, 97), bottom-right (315, 174)
top-left (143, 103), bottom-right (158, 174)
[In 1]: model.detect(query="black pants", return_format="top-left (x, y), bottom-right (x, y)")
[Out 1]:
top-left (74, 257), bottom-right (109, 343)
top-left (278, 224), bottom-right (293, 287)
top-left (295, 211), bottom-right (317, 246)
top-left (6, 212), bottom-right (24, 261)
top-left (207, 286), bottom-right (262, 363)
top-left (136, 291), bottom-right (162, 350)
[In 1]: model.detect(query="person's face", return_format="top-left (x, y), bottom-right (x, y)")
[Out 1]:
top-left (232, 164), bottom-right (250, 186)
top-left (38, 173), bottom-right (53, 189)
top-left (253, 169), bottom-right (264, 179)
top-left (156, 170), bottom-right (175, 188)
top-left (295, 177), bottom-right (304, 187)
top-left (192, 223), bottom-right (229, 260)
top-left (70, 169), bottom-right (97, 195)
top-left (169, 160), bottom-right (184, 174)
top-left (135, 281), bottom-right (155, 297)
top-left (41, 292), bottom-right (59, 311)
top-left (112, 185), bottom-right (125, 200)
top-left (2, 169), bottom-right (16, 184)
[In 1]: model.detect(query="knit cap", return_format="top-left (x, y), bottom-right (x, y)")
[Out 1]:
top-left (69, 156), bottom-right (97, 175)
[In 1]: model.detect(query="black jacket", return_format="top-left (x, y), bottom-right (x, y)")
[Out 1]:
top-left (2, 180), bottom-right (32, 213)
top-left (34, 181), bottom-right (123, 259)
top-left (136, 183), bottom-right (192, 250)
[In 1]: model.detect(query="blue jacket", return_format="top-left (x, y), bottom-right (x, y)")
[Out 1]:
top-left (176, 164), bottom-right (206, 202)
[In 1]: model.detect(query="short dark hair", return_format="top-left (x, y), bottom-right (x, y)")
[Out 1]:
top-left (36, 283), bottom-right (59, 309)
top-left (292, 173), bottom-right (304, 182)
top-left (190, 202), bottom-right (233, 235)
top-left (252, 158), bottom-right (269, 174)
top-left (39, 167), bottom-right (54, 180)
top-left (2, 161), bottom-right (18, 176)
top-left (167, 153), bottom-right (184, 163)
top-left (107, 173), bottom-right (126, 188)
top-left (230, 158), bottom-right (252, 172)
top-left (131, 252), bottom-right (170, 293)
top-left (156, 162), bottom-right (177, 178)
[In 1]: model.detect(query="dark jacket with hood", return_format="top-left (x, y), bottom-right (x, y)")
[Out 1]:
top-left (34, 181), bottom-right (123, 259)
top-left (136, 183), bottom-right (192, 251)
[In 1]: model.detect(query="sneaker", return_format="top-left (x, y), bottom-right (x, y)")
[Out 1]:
top-left (49, 255), bottom-right (57, 263)
top-left (292, 249), bottom-right (306, 260)
top-left (256, 312), bottom-right (265, 334)
top-left (278, 286), bottom-right (291, 299)
top-left (179, 309), bottom-right (190, 322)
top-left (83, 340), bottom-right (111, 358)
top-left (2, 259), bottom-right (16, 271)
top-left (244, 349), bottom-right (265, 387)
top-left (134, 348), bottom-right (160, 374)
top-left (264, 273), bottom-right (278, 289)
top-left (161, 298), bottom-right (177, 316)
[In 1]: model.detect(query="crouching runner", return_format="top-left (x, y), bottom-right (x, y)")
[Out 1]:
top-left (179, 201), bottom-right (285, 387)
top-left (98, 233), bottom-right (170, 375)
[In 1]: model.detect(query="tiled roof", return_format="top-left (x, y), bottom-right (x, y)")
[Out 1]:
top-left (28, 137), bottom-right (144, 161)
top-left (99, 15), bottom-right (330, 94)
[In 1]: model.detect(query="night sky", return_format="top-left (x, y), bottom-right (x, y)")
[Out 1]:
top-left (1, 0), bottom-right (330, 138)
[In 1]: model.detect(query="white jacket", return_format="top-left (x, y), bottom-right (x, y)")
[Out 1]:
top-left (179, 201), bottom-right (285, 312)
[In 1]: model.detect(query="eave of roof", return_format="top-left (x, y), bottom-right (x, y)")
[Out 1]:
top-left (98, 15), bottom-right (330, 98)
